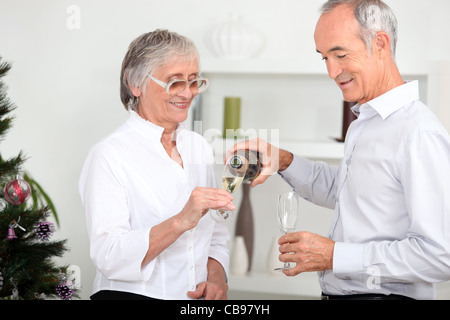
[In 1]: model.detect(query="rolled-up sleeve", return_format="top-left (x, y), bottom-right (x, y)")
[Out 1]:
top-left (208, 222), bottom-right (230, 277)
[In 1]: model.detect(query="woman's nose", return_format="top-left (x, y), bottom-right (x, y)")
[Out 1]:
top-left (177, 85), bottom-right (194, 99)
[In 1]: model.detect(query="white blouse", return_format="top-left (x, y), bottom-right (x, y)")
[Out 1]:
top-left (79, 110), bottom-right (229, 299)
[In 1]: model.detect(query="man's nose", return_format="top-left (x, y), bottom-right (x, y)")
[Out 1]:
top-left (326, 60), bottom-right (343, 80)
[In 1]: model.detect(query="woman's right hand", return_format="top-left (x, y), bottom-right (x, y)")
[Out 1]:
top-left (143, 187), bottom-right (234, 267)
top-left (177, 187), bottom-right (235, 230)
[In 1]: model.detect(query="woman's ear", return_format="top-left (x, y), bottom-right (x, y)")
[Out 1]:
top-left (127, 73), bottom-right (141, 98)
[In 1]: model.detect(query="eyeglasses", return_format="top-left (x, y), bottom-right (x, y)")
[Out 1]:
top-left (148, 74), bottom-right (209, 96)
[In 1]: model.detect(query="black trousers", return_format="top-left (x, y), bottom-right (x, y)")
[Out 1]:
top-left (91, 290), bottom-right (158, 300)
top-left (321, 293), bottom-right (414, 300)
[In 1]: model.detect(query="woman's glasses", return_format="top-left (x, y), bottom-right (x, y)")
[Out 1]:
top-left (148, 75), bottom-right (209, 97)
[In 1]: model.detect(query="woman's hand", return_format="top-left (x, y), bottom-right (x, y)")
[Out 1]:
top-left (177, 187), bottom-right (235, 230)
top-left (141, 187), bottom-right (234, 267)
top-left (187, 258), bottom-right (228, 300)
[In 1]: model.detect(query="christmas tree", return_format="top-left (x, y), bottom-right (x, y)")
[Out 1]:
top-left (0, 57), bottom-right (73, 300)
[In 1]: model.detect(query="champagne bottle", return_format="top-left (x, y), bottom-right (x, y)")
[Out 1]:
top-left (228, 150), bottom-right (261, 183)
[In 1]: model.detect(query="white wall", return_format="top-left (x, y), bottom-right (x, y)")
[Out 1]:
top-left (0, 0), bottom-right (448, 299)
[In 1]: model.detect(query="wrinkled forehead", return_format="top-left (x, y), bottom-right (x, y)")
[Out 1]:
top-left (153, 54), bottom-right (200, 77)
top-left (314, 5), bottom-right (362, 51)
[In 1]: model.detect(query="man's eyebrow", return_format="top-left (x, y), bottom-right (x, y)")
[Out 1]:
top-left (316, 46), bottom-right (347, 54)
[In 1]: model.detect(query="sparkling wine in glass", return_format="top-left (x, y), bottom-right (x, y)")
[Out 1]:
top-left (210, 155), bottom-right (248, 223)
top-left (274, 191), bottom-right (299, 271)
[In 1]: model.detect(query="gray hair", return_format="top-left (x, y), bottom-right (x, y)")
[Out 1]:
top-left (320, 0), bottom-right (398, 59)
top-left (120, 29), bottom-right (199, 110)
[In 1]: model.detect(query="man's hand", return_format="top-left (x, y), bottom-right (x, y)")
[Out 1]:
top-left (278, 231), bottom-right (335, 276)
top-left (227, 138), bottom-right (293, 187)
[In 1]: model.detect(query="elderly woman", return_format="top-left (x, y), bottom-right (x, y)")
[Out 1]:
top-left (79, 29), bottom-right (233, 300)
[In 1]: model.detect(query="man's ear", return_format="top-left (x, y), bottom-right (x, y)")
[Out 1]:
top-left (373, 31), bottom-right (391, 58)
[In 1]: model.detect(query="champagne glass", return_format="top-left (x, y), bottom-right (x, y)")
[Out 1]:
top-left (274, 191), bottom-right (299, 271)
top-left (210, 155), bottom-right (248, 223)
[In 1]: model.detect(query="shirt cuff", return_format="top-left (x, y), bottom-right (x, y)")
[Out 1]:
top-left (208, 249), bottom-right (230, 280)
top-left (333, 242), bottom-right (364, 280)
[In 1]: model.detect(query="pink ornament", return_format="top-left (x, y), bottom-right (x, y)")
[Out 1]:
top-left (6, 227), bottom-right (18, 240)
top-left (4, 177), bottom-right (31, 205)
top-left (6, 218), bottom-right (26, 240)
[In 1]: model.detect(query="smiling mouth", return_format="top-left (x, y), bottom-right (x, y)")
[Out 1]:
top-left (339, 79), bottom-right (353, 86)
top-left (170, 101), bottom-right (190, 109)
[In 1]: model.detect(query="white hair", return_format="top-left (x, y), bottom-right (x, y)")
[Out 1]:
top-left (321, 0), bottom-right (398, 59)
top-left (120, 29), bottom-right (199, 110)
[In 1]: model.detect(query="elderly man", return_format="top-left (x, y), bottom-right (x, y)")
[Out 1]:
top-left (231, 0), bottom-right (450, 300)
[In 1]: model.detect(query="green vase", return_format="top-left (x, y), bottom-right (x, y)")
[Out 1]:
top-left (223, 97), bottom-right (241, 138)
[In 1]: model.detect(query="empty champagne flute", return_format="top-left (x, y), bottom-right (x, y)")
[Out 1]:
top-left (274, 191), bottom-right (299, 271)
top-left (210, 155), bottom-right (248, 223)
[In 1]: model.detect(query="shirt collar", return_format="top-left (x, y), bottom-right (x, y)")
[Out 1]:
top-left (352, 80), bottom-right (420, 120)
top-left (128, 109), bottom-right (186, 140)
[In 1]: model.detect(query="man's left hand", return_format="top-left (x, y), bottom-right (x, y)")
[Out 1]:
top-left (279, 231), bottom-right (335, 276)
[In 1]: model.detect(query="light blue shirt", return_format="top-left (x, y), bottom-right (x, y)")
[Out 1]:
top-left (280, 81), bottom-right (450, 299)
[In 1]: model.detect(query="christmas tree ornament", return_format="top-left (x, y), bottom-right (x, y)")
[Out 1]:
top-left (9, 278), bottom-right (19, 300)
top-left (4, 176), bottom-right (31, 205)
top-left (35, 222), bottom-right (54, 241)
top-left (55, 271), bottom-right (74, 300)
top-left (6, 227), bottom-right (17, 240)
top-left (6, 218), bottom-right (26, 240)
top-left (0, 58), bottom-right (70, 300)
top-left (34, 293), bottom-right (47, 300)
top-left (55, 283), bottom-right (73, 300)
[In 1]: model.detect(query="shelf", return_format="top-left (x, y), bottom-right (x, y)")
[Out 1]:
top-left (210, 137), bottom-right (344, 160)
top-left (228, 271), bottom-right (321, 298)
top-left (279, 140), bottom-right (344, 160)
top-left (202, 58), bottom-right (443, 77)
top-left (202, 58), bottom-right (325, 75)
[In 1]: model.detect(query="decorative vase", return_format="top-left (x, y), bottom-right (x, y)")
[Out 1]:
top-left (336, 101), bottom-right (358, 142)
top-left (223, 97), bottom-right (241, 138)
top-left (235, 183), bottom-right (254, 272)
top-left (192, 94), bottom-right (203, 134)
top-left (266, 236), bottom-right (284, 276)
top-left (204, 13), bottom-right (265, 59)
top-left (229, 236), bottom-right (249, 275)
